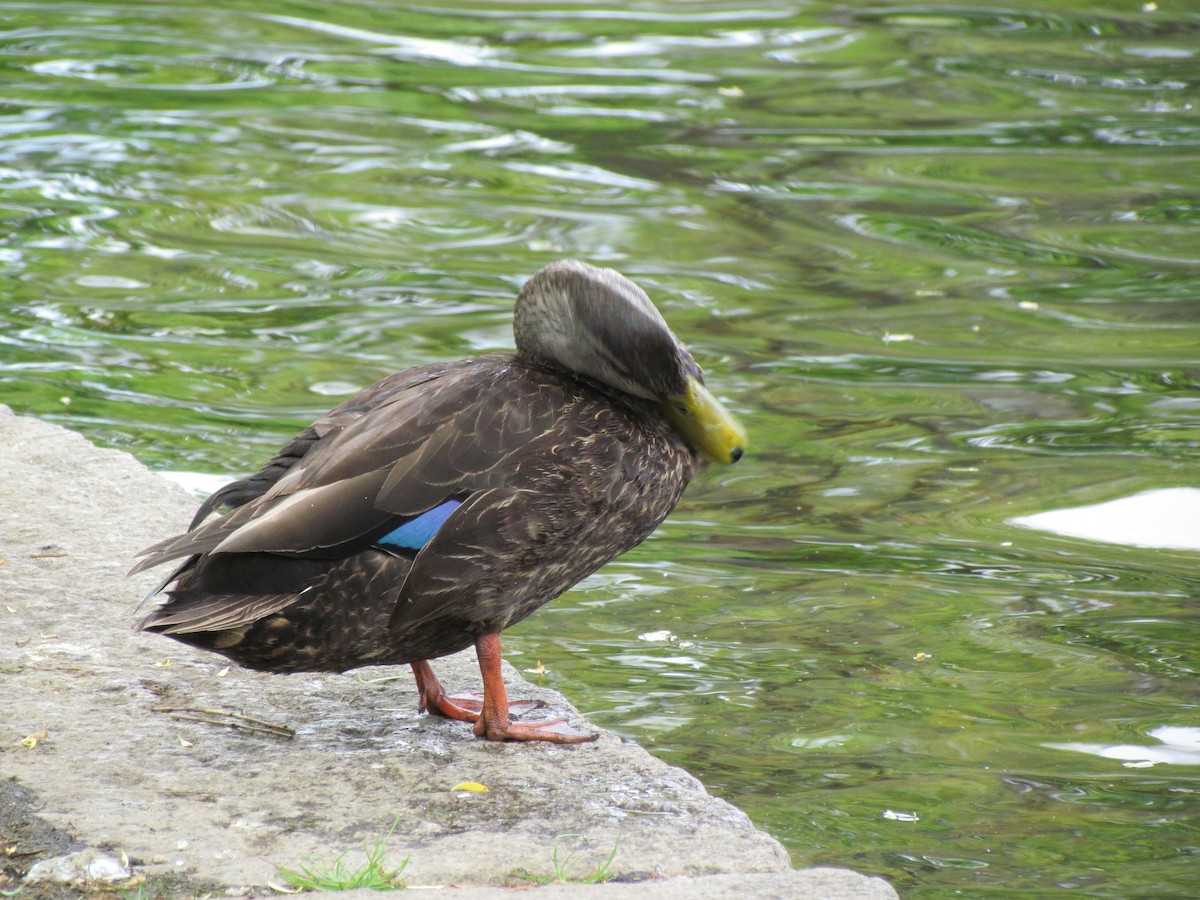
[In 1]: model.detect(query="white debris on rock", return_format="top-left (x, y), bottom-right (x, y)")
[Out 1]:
top-left (25, 848), bottom-right (130, 885)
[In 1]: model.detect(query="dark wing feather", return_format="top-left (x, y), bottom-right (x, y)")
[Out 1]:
top-left (185, 361), bottom-right (461, 528)
top-left (133, 356), bottom-right (565, 573)
top-left (136, 554), bottom-right (334, 635)
top-left (137, 590), bottom-right (303, 635)
top-left (188, 424), bottom-right (321, 528)
top-left (205, 468), bottom-right (395, 556)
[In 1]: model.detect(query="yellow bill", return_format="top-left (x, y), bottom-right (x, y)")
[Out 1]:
top-left (663, 375), bottom-right (747, 465)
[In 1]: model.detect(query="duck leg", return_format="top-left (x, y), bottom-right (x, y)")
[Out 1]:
top-left (410, 658), bottom-right (543, 722)
top-left (471, 632), bottom-right (597, 743)
top-left (410, 659), bottom-right (479, 721)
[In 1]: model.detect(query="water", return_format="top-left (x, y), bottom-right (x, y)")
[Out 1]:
top-left (3, 1), bottom-right (1199, 894)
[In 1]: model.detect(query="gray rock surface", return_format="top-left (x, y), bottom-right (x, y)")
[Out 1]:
top-left (0, 406), bottom-right (897, 898)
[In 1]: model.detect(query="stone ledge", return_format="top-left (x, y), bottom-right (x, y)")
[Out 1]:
top-left (0, 406), bottom-right (896, 899)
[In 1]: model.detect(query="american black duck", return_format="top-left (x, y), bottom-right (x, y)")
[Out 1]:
top-left (132, 259), bottom-right (746, 743)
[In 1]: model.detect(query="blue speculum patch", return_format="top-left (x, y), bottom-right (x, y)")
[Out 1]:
top-left (377, 499), bottom-right (462, 550)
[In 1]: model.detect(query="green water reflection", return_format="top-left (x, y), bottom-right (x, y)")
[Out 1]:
top-left (3, 1), bottom-right (1199, 895)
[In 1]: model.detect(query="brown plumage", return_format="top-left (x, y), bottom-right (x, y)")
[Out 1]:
top-left (132, 260), bottom-right (746, 742)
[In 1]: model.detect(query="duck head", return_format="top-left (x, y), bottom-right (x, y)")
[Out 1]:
top-left (514, 259), bottom-right (747, 465)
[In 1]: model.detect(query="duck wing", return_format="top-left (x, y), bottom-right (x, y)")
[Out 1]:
top-left (131, 355), bottom-right (565, 574)
top-left (185, 360), bottom-right (465, 528)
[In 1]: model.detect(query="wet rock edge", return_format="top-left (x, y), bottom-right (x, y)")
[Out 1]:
top-left (0, 406), bottom-right (897, 899)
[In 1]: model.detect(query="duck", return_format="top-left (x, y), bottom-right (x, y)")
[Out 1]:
top-left (131, 259), bottom-right (746, 743)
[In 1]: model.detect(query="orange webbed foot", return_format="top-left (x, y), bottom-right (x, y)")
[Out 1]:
top-left (410, 661), bottom-right (545, 724)
top-left (471, 633), bottom-right (598, 744)
top-left (409, 638), bottom-right (597, 744)
top-left (473, 714), bottom-right (598, 744)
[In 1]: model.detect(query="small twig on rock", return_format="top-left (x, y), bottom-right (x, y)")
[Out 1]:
top-left (151, 706), bottom-right (295, 739)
